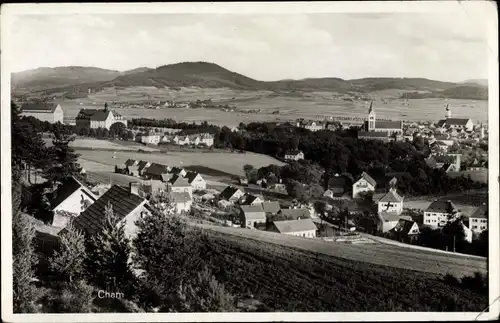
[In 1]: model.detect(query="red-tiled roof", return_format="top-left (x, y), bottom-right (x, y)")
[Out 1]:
top-left (169, 175), bottom-right (190, 187)
top-left (220, 186), bottom-right (243, 200)
top-left (143, 163), bottom-right (169, 176)
top-left (375, 120), bottom-right (403, 129)
top-left (72, 185), bottom-right (146, 235)
top-left (379, 189), bottom-right (404, 203)
top-left (273, 218), bottom-right (317, 233)
top-left (50, 176), bottom-right (96, 209)
top-left (470, 205), bottom-right (488, 219)
top-left (425, 200), bottom-right (456, 213)
top-left (261, 201), bottom-right (281, 214)
top-left (240, 204), bottom-right (265, 219)
top-left (279, 208), bottom-right (310, 220)
top-left (358, 131), bottom-right (389, 138)
top-left (21, 103), bottom-right (60, 113)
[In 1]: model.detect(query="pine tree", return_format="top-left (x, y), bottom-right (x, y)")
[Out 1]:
top-left (45, 124), bottom-right (81, 185)
top-left (49, 220), bottom-right (86, 283)
top-left (85, 202), bottom-right (133, 292)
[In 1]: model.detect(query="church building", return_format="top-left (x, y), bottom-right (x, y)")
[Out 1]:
top-left (358, 101), bottom-right (403, 141)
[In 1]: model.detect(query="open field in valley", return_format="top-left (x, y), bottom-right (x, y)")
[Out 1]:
top-left (56, 86), bottom-right (488, 127)
top-left (403, 190), bottom-right (488, 216)
top-left (44, 138), bottom-right (160, 152)
top-left (196, 228), bottom-right (487, 311)
top-left (448, 170), bottom-right (488, 183)
top-left (77, 149), bottom-right (284, 178)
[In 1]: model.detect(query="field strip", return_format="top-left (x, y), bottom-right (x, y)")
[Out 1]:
top-left (196, 224), bottom-right (487, 277)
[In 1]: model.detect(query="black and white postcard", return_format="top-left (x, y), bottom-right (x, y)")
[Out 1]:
top-left (1, 1), bottom-right (498, 322)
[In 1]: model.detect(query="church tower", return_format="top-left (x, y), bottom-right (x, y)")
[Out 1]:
top-left (445, 104), bottom-right (451, 119)
top-left (368, 101), bottom-right (376, 131)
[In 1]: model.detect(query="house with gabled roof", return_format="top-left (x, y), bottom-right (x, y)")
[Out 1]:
top-left (423, 200), bottom-right (458, 228)
top-left (278, 208), bottom-right (310, 220)
top-left (240, 204), bottom-right (266, 229)
top-left (20, 102), bottom-right (64, 124)
top-left (171, 191), bottom-right (193, 214)
top-left (169, 166), bottom-right (187, 178)
top-left (125, 159), bottom-right (138, 167)
top-left (436, 118), bottom-right (473, 132)
top-left (465, 204), bottom-right (488, 234)
top-left (377, 188), bottom-right (404, 215)
top-left (75, 105), bottom-right (127, 130)
top-left (71, 183), bottom-right (150, 238)
top-left (390, 219), bottom-right (420, 238)
top-left (352, 172), bottom-right (377, 198)
top-left (49, 176), bottom-right (98, 228)
top-left (177, 136), bottom-right (191, 146)
top-left (184, 171), bottom-right (206, 190)
top-left (376, 211), bottom-right (401, 233)
top-left (238, 194), bottom-right (264, 206)
top-left (219, 186), bottom-right (245, 202)
top-left (261, 201), bottom-right (281, 216)
top-left (168, 175), bottom-right (192, 196)
top-left (142, 163), bottom-right (170, 180)
top-left (270, 218), bottom-right (317, 238)
top-left (189, 135), bottom-right (201, 146)
top-left (137, 160), bottom-right (151, 176)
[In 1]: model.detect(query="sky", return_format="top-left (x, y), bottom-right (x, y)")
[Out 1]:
top-left (7, 6), bottom-right (494, 82)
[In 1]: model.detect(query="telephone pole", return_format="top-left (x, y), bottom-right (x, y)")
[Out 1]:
top-left (453, 235), bottom-right (456, 253)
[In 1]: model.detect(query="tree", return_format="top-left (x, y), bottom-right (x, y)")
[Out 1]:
top-left (12, 176), bottom-right (39, 313)
top-left (85, 202), bottom-right (134, 292)
top-left (133, 210), bottom-right (206, 309)
top-left (110, 122), bottom-right (127, 139)
top-left (172, 267), bottom-right (236, 312)
top-left (44, 127), bottom-right (81, 185)
top-left (126, 130), bottom-right (135, 141)
top-left (49, 220), bottom-right (86, 283)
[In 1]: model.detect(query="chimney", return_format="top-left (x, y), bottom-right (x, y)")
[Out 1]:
top-left (129, 182), bottom-right (140, 196)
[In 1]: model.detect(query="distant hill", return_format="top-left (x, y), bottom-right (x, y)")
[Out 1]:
top-left (461, 79), bottom-right (488, 87)
top-left (12, 61), bottom-right (481, 99)
top-left (11, 66), bottom-right (122, 91)
top-left (401, 85), bottom-right (488, 100)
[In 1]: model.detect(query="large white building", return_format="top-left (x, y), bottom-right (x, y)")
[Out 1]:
top-left (423, 200), bottom-right (458, 228)
top-left (466, 204), bottom-right (488, 234)
top-left (76, 104), bottom-right (127, 130)
top-left (20, 103), bottom-right (64, 124)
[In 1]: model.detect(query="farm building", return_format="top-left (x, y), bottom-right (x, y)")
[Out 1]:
top-left (75, 104), bottom-right (127, 130)
top-left (49, 176), bottom-right (98, 228)
top-left (240, 204), bottom-right (266, 229)
top-left (20, 102), bottom-right (64, 124)
top-left (141, 132), bottom-right (161, 145)
top-left (143, 163), bottom-right (170, 180)
top-left (71, 183), bottom-right (150, 238)
top-left (270, 218), bottom-right (317, 238)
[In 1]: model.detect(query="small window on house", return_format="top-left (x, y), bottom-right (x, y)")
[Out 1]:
top-left (473, 226), bottom-right (478, 229)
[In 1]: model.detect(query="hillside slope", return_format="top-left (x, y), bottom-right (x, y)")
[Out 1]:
top-left (12, 66), bottom-right (122, 91)
top-left (201, 229), bottom-right (487, 311)
top-left (401, 85), bottom-right (488, 100)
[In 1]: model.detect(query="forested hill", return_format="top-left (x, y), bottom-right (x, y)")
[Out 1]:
top-left (400, 85), bottom-right (488, 101)
top-left (12, 61), bottom-right (485, 100)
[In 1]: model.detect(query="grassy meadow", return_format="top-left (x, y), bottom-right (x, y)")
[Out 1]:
top-left (56, 86), bottom-right (488, 127)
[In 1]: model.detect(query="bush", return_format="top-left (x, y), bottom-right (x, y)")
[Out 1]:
top-left (39, 280), bottom-right (95, 313)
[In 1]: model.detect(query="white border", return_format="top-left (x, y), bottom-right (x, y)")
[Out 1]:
top-left (1, 1), bottom-right (499, 322)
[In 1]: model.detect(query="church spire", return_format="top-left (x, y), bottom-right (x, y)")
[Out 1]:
top-left (368, 100), bottom-right (374, 114)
